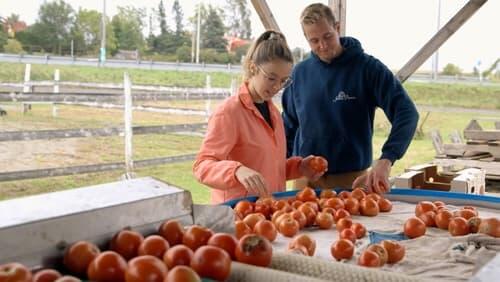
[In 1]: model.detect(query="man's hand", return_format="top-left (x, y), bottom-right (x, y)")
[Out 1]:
top-left (299, 155), bottom-right (328, 181)
top-left (235, 166), bottom-right (270, 197)
top-left (352, 159), bottom-right (392, 194)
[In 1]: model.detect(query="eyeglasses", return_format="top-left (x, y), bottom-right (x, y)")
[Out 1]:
top-left (256, 65), bottom-right (293, 90)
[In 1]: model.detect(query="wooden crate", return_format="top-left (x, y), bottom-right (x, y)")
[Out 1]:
top-left (394, 164), bottom-right (485, 194)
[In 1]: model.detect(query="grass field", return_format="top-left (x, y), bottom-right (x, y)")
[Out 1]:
top-left (1, 62), bottom-right (500, 204)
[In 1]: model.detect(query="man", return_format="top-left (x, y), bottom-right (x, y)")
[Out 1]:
top-left (282, 3), bottom-right (419, 194)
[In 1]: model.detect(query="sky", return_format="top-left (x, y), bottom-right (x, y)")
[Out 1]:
top-left (1, 0), bottom-right (499, 72)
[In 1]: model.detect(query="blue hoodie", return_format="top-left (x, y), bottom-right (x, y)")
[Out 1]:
top-left (282, 37), bottom-right (419, 174)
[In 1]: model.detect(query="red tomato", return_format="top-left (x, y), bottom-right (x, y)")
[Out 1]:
top-left (435, 210), bottom-right (453, 230)
top-left (182, 225), bottom-right (213, 251)
top-left (418, 211), bottom-right (436, 227)
top-left (158, 220), bottom-right (184, 246)
top-left (351, 188), bottom-right (366, 201)
top-left (449, 217), bottom-right (470, 236)
top-left (381, 240), bottom-right (405, 264)
top-left (137, 235), bottom-right (169, 259)
top-left (297, 204), bottom-right (317, 226)
top-left (330, 239), bottom-right (354, 261)
top-left (287, 244), bottom-right (309, 256)
top-left (454, 209), bottom-right (477, 220)
top-left (338, 191), bottom-right (351, 199)
top-left (164, 266), bottom-right (201, 282)
top-left (478, 218), bottom-right (500, 238)
top-left (366, 244), bottom-right (388, 266)
top-left (360, 198), bottom-right (379, 216)
top-left (288, 234), bottom-right (316, 256)
top-left (316, 212), bottom-right (334, 229)
top-left (336, 217), bottom-right (353, 233)
top-left (190, 246), bottom-right (231, 281)
top-left (253, 220), bottom-right (278, 242)
top-left (278, 217), bottom-right (299, 237)
top-left (0, 263), bottom-right (32, 282)
top-left (378, 198), bottom-right (393, 212)
top-left (163, 245), bottom-right (194, 269)
top-left (343, 197), bottom-right (360, 215)
top-left (309, 156), bottom-right (328, 173)
top-left (63, 241), bottom-right (100, 276)
top-left (207, 233), bottom-right (238, 259)
top-left (324, 198), bottom-right (345, 210)
top-left (468, 217), bottom-right (482, 233)
top-left (339, 228), bottom-right (356, 243)
top-left (254, 203), bottom-right (272, 219)
top-left (109, 230), bottom-right (144, 260)
top-left (33, 269), bottom-right (62, 282)
top-left (319, 189), bottom-right (336, 199)
top-left (403, 217), bottom-right (426, 239)
top-left (125, 255), bottom-right (167, 282)
top-left (87, 251), bottom-right (127, 282)
top-left (235, 234), bottom-right (273, 267)
top-left (296, 187), bottom-right (317, 202)
top-left (358, 250), bottom-right (380, 267)
top-left (290, 210), bottom-right (307, 229)
top-left (333, 208), bottom-right (351, 222)
top-left (243, 213), bottom-right (266, 230)
top-left (351, 223), bottom-right (367, 239)
top-left (234, 220), bottom-right (253, 240)
top-left (233, 200), bottom-right (254, 218)
top-left (415, 201), bottom-right (437, 216)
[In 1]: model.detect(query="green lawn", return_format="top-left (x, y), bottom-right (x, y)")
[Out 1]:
top-left (1, 62), bottom-right (499, 204)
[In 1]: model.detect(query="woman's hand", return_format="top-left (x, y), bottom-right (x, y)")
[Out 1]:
top-left (300, 155), bottom-right (328, 181)
top-left (235, 166), bottom-right (270, 197)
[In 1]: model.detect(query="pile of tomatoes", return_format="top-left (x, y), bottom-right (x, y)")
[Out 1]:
top-left (0, 217), bottom-right (275, 282)
top-left (233, 187), bottom-right (406, 268)
top-left (403, 200), bottom-right (500, 238)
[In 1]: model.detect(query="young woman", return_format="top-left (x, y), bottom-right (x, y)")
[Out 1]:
top-left (193, 30), bottom-right (326, 204)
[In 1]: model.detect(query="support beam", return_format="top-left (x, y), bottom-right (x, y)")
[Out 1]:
top-left (397, 0), bottom-right (487, 82)
top-left (329, 0), bottom-right (346, 36)
top-left (250, 0), bottom-right (280, 31)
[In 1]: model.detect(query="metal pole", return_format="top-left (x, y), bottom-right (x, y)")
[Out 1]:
top-left (23, 64), bottom-right (31, 93)
top-left (432, 0), bottom-right (441, 80)
top-left (100, 0), bottom-right (107, 65)
top-left (70, 39), bottom-right (74, 57)
top-left (196, 2), bottom-right (201, 64)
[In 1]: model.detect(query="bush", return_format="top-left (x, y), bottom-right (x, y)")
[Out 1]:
top-left (176, 46), bottom-right (191, 62)
top-left (441, 63), bottom-right (462, 76)
top-left (3, 39), bottom-right (24, 54)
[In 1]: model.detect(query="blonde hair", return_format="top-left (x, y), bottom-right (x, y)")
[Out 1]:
top-left (242, 30), bottom-right (293, 80)
top-left (300, 3), bottom-right (336, 27)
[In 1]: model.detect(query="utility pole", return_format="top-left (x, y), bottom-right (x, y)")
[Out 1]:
top-left (195, 2), bottom-right (201, 64)
top-left (432, 0), bottom-right (441, 80)
top-left (99, 0), bottom-right (107, 65)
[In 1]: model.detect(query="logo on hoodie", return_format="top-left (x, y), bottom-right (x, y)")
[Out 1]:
top-left (333, 91), bottom-right (356, 102)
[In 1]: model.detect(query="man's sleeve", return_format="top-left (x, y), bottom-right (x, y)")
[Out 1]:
top-left (282, 81), bottom-right (299, 158)
top-left (368, 59), bottom-right (419, 164)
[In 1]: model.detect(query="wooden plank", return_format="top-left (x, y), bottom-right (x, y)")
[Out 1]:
top-left (0, 154), bottom-right (197, 182)
top-left (433, 158), bottom-right (500, 178)
top-left (396, 0), bottom-right (487, 82)
top-left (464, 130), bottom-right (500, 141)
top-left (329, 0), bottom-right (346, 36)
top-left (250, 0), bottom-right (280, 31)
top-left (0, 123), bottom-right (207, 142)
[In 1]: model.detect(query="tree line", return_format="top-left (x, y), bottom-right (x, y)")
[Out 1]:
top-left (0, 0), bottom-right (255, 64)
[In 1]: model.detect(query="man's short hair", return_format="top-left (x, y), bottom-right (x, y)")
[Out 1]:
top-left (300, 3), bottom-right (336, 26)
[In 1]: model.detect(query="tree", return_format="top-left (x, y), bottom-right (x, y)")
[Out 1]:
top-left (176, 45), bottom-right (191, 62)
top-left (442, 63), bottom-right (462, 76)
top-left (111, 6), bottom-right (146, 52)
top-left (72, 9), bottom-right (116, 56)
top-left (37, 0), bottom-right (75, 54)
top-left (0, 28), bottom-right (7, 51)
top-left (158, 0), bottom-right (168, 35)
top-left (172, 0), bottom-right (183, 36)
top-left (225, 0), bottom-right (252, 39)
top-left (201, 6), bottom-right (227, 51)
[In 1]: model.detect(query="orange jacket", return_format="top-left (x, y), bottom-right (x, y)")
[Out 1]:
top-left (193, 83), bottom-right (303, 204)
